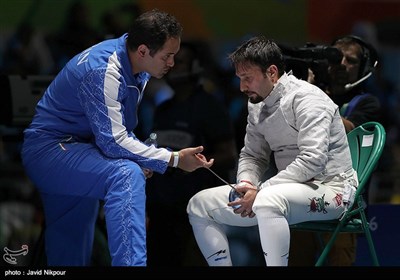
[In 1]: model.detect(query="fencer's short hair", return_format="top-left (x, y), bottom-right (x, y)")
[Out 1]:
top-left (229, 35), bottom-right (285, 76)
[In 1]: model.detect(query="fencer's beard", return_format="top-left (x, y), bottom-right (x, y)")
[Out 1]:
top-left (247, 92), bottom-right (265, 104)
top-left (247, 82), bottom-right (275, 104)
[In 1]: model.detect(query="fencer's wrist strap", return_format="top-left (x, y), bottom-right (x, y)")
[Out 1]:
top-left (173, 151), bottom-right (179, 168)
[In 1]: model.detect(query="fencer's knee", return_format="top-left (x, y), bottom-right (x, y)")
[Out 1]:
top-left (187, 212), bottom-right (206, 227)
top-left (186, 188), bottom-right (210, 216)
top-left (187, 190), bottom-right (202, 214)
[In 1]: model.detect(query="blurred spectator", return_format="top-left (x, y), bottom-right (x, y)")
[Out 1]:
top-left (101, 3), bottom-right (141, 40)
top-left (49, 1), bottom-right (102, 71)
top-left (101, 11), bottom-right (126, 40)
top-left (2, 21), bottom-right (55, 75)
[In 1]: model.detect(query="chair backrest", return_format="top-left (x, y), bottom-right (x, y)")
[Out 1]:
top-left (347, 121), bottom-right (386, 199)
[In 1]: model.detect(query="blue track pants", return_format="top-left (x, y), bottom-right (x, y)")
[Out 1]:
top-left (21, 133), bottom-right (147, 266)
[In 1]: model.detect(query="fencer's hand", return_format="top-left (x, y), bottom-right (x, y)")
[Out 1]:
top-left (142, 168), bottom-right (153, 179)
top-left (228, 181), bottom-right (258, 218)
top-left (178, 146), bottom-right (214, 172)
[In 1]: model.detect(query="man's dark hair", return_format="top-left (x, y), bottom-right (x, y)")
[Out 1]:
top-left (229, 36), bottom-right (285, 76)
top-left (127, 9), bottom-right (183, 56)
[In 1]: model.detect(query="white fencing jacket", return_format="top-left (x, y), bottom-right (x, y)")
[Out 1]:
top-left (237, 73), bottom-right (354, 190)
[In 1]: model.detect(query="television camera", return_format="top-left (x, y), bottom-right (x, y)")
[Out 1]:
top-left (279, 43), bottom-right (343, 90)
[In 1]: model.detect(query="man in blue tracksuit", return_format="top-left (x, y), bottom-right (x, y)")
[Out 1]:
top-left (21, 9), bottom-right (213, 266)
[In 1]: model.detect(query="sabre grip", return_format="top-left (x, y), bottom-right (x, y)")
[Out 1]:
top-left (228, 188), bottom-right (242, 209)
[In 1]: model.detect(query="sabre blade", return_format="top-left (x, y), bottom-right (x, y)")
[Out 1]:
top-left (195, 153), bottom-right (241, 196)
top-left (204, 167), bottom-right (237, 191)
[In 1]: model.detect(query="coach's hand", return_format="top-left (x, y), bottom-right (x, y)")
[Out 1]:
top-left (171, 146), bottom-right (214, 172)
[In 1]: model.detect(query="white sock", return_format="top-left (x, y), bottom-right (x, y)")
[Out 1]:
top-left (189, 216), bottom-right (232, 266)
top-left (256, 207), bottom-right (290, 266)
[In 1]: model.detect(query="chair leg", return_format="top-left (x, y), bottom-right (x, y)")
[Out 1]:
top-left (361, 214), bottom-right (379, 266)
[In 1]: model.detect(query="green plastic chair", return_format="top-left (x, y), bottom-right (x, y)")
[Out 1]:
top-left (290, 121), bottom-right (386, 266)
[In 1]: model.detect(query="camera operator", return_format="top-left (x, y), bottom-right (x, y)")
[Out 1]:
top-left (289, 35), bottom-right (381, 266)
top-left (323, 35), bottom-right (381, 132)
